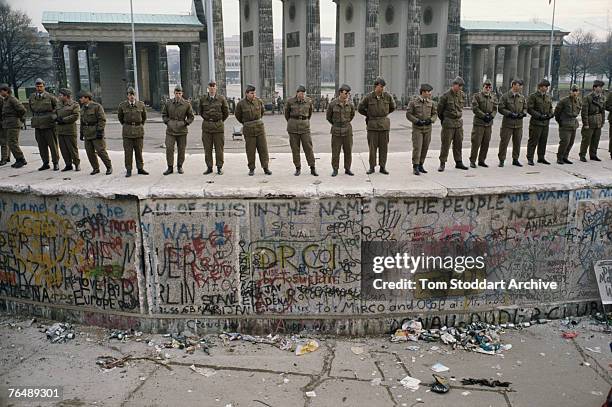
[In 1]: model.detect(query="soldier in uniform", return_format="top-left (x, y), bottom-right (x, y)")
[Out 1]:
top-left (79, 91), bottom-right (112, 175)
top-left (29, 78), bottom-right (60, 171)
top-left (118, 87), bottom-right (148, 177)
top-left (554, 84), bottom-right (581, 164)
top-left (162, 85), bottom-right (194, 175)
top-left (470, 79), bottom-right (497, 168)
top-left (326, 84), bottom-right (355, 177)
top-left (406, 83), bottom-right (437, 175)
top-left (437, 76), bottom-right (468, 172)
top-left (0, 84), bottom-right (26, 168)
top-left (498, 79), bottom-right (527, 167)
top-left (235, 84), bottom-right (271, 176)
top-left (285, 85), bottom-right (317, 176)
top-left (358, 77), bottom-right (396, 174)
top-left (199, 80), bottom-right (229, 175)
top-left (526, 79), bottom-right (554, 165)
top-left (579, 80), bottom-right (606, 161)
top-left (55, 88), bottom-right (80, 171)
top-left (607, 87), bottom-right (612, 159)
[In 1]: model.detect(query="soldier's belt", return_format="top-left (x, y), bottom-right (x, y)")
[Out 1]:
top-left (244, 119), bottom-right (263, 124)
top-left (290, 116), bottom-right (309, 120)
top-left (204, 118), bottom-right (221, 122)
top-left (82, 123), bottom-right (96, 126)
top-left (125, 122), bottom-right (142, 126)
top-left (32, 112), bottom-right (52, 116)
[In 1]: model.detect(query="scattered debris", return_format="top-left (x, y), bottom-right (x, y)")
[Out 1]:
top-left (370, 378), bottom-right (382, 386)
top-left (399, 375), bottom-right (421, 391)
top-left (295, 339), bottom-right (319, 356)
top-left (305, 391), bottom-right (316, 398)
top-left (190, 364), bottom-right (217, 377)
top-left (585, 347), bottom-right (602, 354)
top-left (351, 346), bottom-right (365, 355)
top-left (460, 378), bottom-right (511, 388)
top-left (431, 374), bottom-right (450, 394)
top-left (431, 363), bottom-right (450, 373)
top-left (561, 332), bottom-right (579, 339)
top-left (461, 391), bottom-right (471, 396)
top-left (44, 323), bottom-right (75, 343)
top-left (96, 355), bottom-right (131, 370)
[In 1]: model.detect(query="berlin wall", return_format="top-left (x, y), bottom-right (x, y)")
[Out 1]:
top-left (0, 188), bottom-right (609, 335)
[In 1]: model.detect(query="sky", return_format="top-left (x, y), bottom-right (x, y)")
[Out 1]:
top-left (7, 0), bottom-right (611, 41)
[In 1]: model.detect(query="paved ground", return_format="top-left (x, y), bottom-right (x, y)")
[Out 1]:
top-left (0, 312), bottom-right (610, 407)
top-left (18, 109), bottom-right (611, 156)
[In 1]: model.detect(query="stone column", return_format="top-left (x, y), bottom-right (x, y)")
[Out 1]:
top-left (363, 0), bottom-right (380, 94)
top-left (305, 0), bottom-right (321, 97)
top-left (404, 0), bottom-right (421, 96)
top-left (86, 41), bottom-right (102, 103)
top-left (259, 0), bottom-right (275, 100)
top-left (539, 45), bottom-right (548, 80)
top-left (517, 46), bottom-right (526, 79)
top-left (507, 44), bottom-right (519, 88)
top-left (461, 44), bottom-right (472, 97)
top-left (444, 0), bottom-right (461, 88)
top-left (472, 46), bottom-right (484, 95)
top-left (123, 43), bottom-right (135, 90)
top-left (50, 41), bottom-right (67, 90)
top-left (551, 45), bottom-right (561, 99)
top-left (523, 46), bottom-right (532, 91)
top-left (503, 45), bottom-right (512, 92)
top-left (486, 44), bottom-right (496, 84)
top-left (68, 45), bottom-right (81, 94)
top-left (151, 43), bottom-right (169, 109)
top-left (212, 0), bottom-right (227, 95)
top-left (334, 0), bottom-right (340, 92)
top-left (179, 44), bottom-right (193, 98)
top-left (191, 43), bottom-right (202, 99)
top-left (529, 45), bottom-right (540, 93)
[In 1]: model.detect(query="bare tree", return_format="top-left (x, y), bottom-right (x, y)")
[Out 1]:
top-left (592, 32), bottom-right (612, 88)
top-left (561, 29), bottom-right (597, 91)
top-left (0, 2), bottom-right (49, 95)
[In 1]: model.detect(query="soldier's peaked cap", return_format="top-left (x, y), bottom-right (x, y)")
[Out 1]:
top-left (538, 79), bottom-right (551, 87)
top-left (296, 85), bottom-right (306, 93)
top-left (374, 77), bottom-right (386, 86)
top-left (245, 84), bottom-right (256, 93)
top-left (420, 83), bottom-right (433, 92)
top-left (452, 76), bottom-right (465, 85)
top-left (339, 84), bottom-right (351, 92)
top-left (126, 86), bottom-right (135, 94)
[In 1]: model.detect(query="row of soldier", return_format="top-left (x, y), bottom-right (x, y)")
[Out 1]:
top-left (0, 77), bottom-right (610, 178)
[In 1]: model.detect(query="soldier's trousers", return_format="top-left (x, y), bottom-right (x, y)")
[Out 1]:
top-left (245, 134), bottom-right (269, 170)
top-left (289, 132), bottom-right (315, 168)
top-left (331, 134), bottom-right (353, 170)
top-left (412, 127), bottom-right (432, 165)
top-left (579, 127), bottom-right (602, 158)
top-left (0, 129), bottom-right (10, 161)
top-left (439, 127), bottom-right (463, 163)
top-left (469, 125), bottom-right (491, 164)
top-left (558, 127), bottom-right (577, 160)
top-left (498, 127), bottom-right (522, 161)
top-left (527, 125), bottom-right (549, 160)
top-left (85, 138), bottom-right (112, 170)
top-left (609, 122), bottom-right (612, 155)
top-left (165, 134), bottom-right (187, 168)
top-left (202, 131), bottom-right (224, 168)
top-left (58, 134), bottom-right (80, 167)
top-left (123, 137), bottom-right (144, 171)
top-left (367, 130), bottom-right (389, 168)
top-left (35, 128), bottom-right (59, 164)
top-left (6, 128), bottom-right (24, 161)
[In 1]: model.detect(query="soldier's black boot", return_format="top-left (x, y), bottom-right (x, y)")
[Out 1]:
top-left (294, 167), bottom-right (301, 176)
top-left (438, 162), bottom-right (445, 172)
top-left (591, 155), bottom-right (601, 162)
top-left (528, 159), bottom-right (535, 166)
top-left (563, 158), bottom-right (573, 164)
top-left (74, 164), bottom-right (80, 171)
top-left (248, 169), bottom-right (255, 176)
top-left (455, 161), bottom-right (468, 170)
top-left (163, 167), bottom-right (173, 175)
top-left (379, 167), bottom-right (389, 175)
top-left (557, 157), bottom-right (565, 164)
top-left (498, 160), bottom-right (504, 167)
top-left (105, 167), bottom-right (113, 175)
top-left (345, 169), bottom-right (354, 176)
top-left (38, 163), bottom-right (50, 171)
top-left (90, 168), bottom-right (100, 175)
top-left (0, 159), bottom-right (8, 166)
top-left (310, 166), bottom-right (318, 176)
top-left (478, 161), bottom-right (488, 168)
top-left (331, 169), bottom-right (338, 177)
top-left (512, 159), bottom-right (522, 167)
top-left (366, 167), bottom-right (375, 174)
top-left (217, 167), bottom-right (223, 175)
top-left (53, 163), bottom-right (59, 171)
top-left (470, 161), bottom-right (477, 168)
top-left (418, 164), bottom-right (427, 173)
top-left (264, 168), bottom-right (272, 175)
top-left (61, 165), bottom-right (73, 172)
top-left (138, 168), bottom-right (149, 175)
top-left (579, 155), bottom-right (587, 162)
top-left (204, 167), bottom-right (213, 175)
top-left (413, 165), bottom-right (420, 176)
top-left (125, 170), bottom-right (132, 178)
top-left (177, 167), bottom-right (184, 174)
top-left (538, 158), bottom-right (550, 165)
top-left (12, 159), bottom-right (26, 168)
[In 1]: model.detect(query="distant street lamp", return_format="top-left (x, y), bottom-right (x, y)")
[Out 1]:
top-left (130, 0), bottom-right (140, 100)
